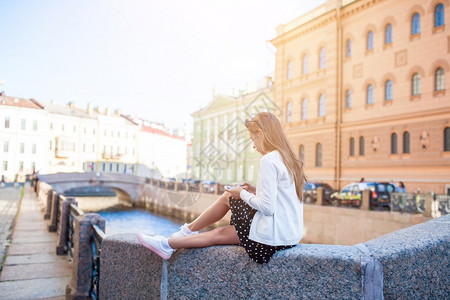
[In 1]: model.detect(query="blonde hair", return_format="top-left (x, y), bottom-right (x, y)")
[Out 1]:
top-left (245, 112), bottom-right (306, 202)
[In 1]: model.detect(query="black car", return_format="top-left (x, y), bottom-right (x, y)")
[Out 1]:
top-left (366, 182), bottom-right (395, 210)
top-left (303, 182), bottom-right (335, 205)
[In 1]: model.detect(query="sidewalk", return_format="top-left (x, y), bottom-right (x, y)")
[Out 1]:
top-left (0, 185), bottom-right (72, 300)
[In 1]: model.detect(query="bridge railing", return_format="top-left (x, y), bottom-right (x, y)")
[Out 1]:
top-left (35, 180), bottom-right (107, 299)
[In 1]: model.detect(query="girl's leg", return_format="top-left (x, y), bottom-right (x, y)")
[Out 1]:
top-left (186, 191), bottom-right (232, 231)
top-left (169, 225), bottom-right (239, 249)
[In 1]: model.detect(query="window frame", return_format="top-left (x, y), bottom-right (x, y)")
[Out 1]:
top-left (403, 131), bottom-right (410, 154)
top-left (435, 3), bottom-right (445, 28)
top-left (367, 31), bottom-right (374, 51)
top-left (435, 67), bottom-right (445, 91)
top-left (367, 84), bottom-right (374, 104)
top-left (412, 13), bottom-right (420, 35)
top-left (315, 143), bottom-right (322, 167)
top-left (318, 94), bottom-right (325, 117)
top-left (391, 133), bottom-right (398, 154)
top-left (385, 80), bottom-right (393, 101)
top-left (385, 24), bottom-right (393, 44)
top-left (412, 73), bottom-right (421, 96)
top-left (302, 98), bottom-right (308, 120)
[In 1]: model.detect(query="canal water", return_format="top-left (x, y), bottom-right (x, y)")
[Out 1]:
top-left (96, 205), bottom-right (183, 236)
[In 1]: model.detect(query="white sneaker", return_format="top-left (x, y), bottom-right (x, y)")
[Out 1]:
top-left (171, 223), bottom-right (199, 238)
top-left (137, 233), bottom-right (173, 260)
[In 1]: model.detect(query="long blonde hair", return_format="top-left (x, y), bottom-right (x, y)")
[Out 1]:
top-left (245, 112), bottom-right (306, 202)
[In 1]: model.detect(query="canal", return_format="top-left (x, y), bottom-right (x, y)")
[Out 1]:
top-left (97, 205), bottom-right (183, 236)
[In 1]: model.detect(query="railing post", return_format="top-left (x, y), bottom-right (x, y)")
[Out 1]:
top-left (361, 190), bottom-right (370, 210)
top-left (66, 213), bottom-right (105, 300)
top-left (157, 180), bottom-right (161, 188)
top-left (215, 182), bottom-right (220, 195)
top-left (48, 191), bottom-right (60, 231)
top-left (44, 189), bottom-right (54, 220)
top-left (317, 187), bottom-right (324, 206)
top-left (175, 182), bottom-right (179, 192)
top-left (57, 197), bottom-right (77, 255)
top-left (424, 193), bottom-right (433, 218)
top-left (200, 181), bottom-right (204, 193)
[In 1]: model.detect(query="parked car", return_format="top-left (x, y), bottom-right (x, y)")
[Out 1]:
top-left (330, 182), bottom-right (395, 209)
top-left (303, 182), bottom-right (335, 205)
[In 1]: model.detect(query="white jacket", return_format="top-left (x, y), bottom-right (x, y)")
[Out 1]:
top-left (239, 150), bottom-right (303, 246)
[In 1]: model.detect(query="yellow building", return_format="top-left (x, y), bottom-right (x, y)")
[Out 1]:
top-left (271, 0), bottom-right (449, 193)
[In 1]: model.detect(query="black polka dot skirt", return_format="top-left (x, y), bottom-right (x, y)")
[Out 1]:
top-left (229, 197), bottom-right (294, 264)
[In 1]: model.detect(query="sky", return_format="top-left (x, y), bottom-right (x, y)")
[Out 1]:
top-left (0, 0), bottom-right (325, 129)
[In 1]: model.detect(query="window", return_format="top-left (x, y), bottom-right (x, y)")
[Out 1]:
top-left (19, 161), bottom-right (23, 171)
top-left (299, 144), bottom-right (305, 161)
top-left (359, 136), bottom-right (365, 156)
top-left (315, 143), bottom-right (322, 167)
top-left (444, 127), bottom-right (450, 151)
top-left (367, 84), bottom-right (374, 104)
top-left (345, 90), bottom-right (351, 108)
top-left (403, 131), bottom-right (410, 153)
top-left (21, 119), bottom-right (26, 130)
top-left (350, 137), bottom-right (355, 156)
top-left (346, 39), bottom-right (351, 57)
top-left (318, 94), bottom-right (325, 117)
top-left (49, 140), bottom-right (52, 150)
top-left (33, 120), bottom-right (37, 131)
top-left (385, 24), bottom-right (392, 44)
top-left (50, 123), bottom-right (53, 130)
top-left (385, 80), bottom-right (393, 101)
top-left (31, 162), bottom-right (35, 172)
top-left (4, 117), bottom-right (10, 129)
top-left (319, 47), bottom-right (326, 69)
top-left (3, 141), bottom-right (8, 153)
top-left (102, 163), bottom-right (106, 172)
top-left (391, 133), bottom-right (398, 154)
top-left (287, 60), bottom-right (293, 80)
top-left (302, 98), bottom-right (308, 120)
top-left (435, 68), bottom-right (445, 91)
top-left (412, 73), bottom-right (421, 95)
top-left (302, 54), bottom-right (308, 74)
top-left (20, 143), bottom-right (24, 153)
top-left (286, 102), bottom-right (292, 123)
top-left (32, 143), bottom-right (36, 154)
top-left (435, 3), bottom-right (444, 27)
top-left (412, 13), bottom-right (420, 35)
top-left (2, 161), bottom-right (7, 171)
top-left (367, 31), bottom-right (374, 51)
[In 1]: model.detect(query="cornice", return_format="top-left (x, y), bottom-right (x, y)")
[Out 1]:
top-left (341, 0), bottom-right (389, 19)
top-left (341, 106), bottom-right (450, 130)
top-left (271, 10), bottom-right (337, 47)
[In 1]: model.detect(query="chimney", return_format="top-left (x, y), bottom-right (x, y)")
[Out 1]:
top-left (105, 108), bottom-right (110, 116)
top-left (114, 109), bottom-right (121, 116)
top-left (87, 103), bottom-right (93, 115)
top-left (95, 106), bottom-right (102, 113)
top-left (68, 102), bottom-right (76, 109)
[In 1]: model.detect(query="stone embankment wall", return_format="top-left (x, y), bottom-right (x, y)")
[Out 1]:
top-left (136, 184), bottom-right (430, 245)
top-left (99, 215), bottom-right (450, 299)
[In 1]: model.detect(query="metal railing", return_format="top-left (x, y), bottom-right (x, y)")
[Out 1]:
top-left (90, 224), bottom-right (106, 300)
top-left (390, 193), bottom-right (425, 214)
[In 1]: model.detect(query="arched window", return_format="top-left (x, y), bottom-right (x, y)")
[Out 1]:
top-left (302, 98), bottom-right (308, 120)
top-left (385, 80), bottom-right (393, 101)
top-left (346, 39), bottom-right (352, 57)
top-left (385, 24), bottom-right (392, 44)
top-left (319, 47), bottom-right (326, 69)
top-left (412, 13), bottom-right (420, 35)
top-left (302, 54), bottom-right (308, 74)
top-left (435, 3), bottom-right (445, 27)
top-left (435, 68), bottom-right (445, 91)
top-left (345, 90), bottom-right (352, 108)
top-left (444, 127), bottom-right (450, 151)
top-left (286, 102), bottom-right (292, 123)
top-left (350, 137), bottom-right (355, 156)
top-left (412, 73), bottom-right (421, 95)
top-left (359, 136), bottom-right (365, 156)
top-left (318, 94), bottom-right (325, 117)
top-left (367, 84), bottom-right (374, 104)
top-left (367, 31), bottom-right (374, 51)
top-left (315, 143), bottom-right (322, 167)
top-left (403, 131), bottom-right (410, 154)
top-left (391, 133), bottom-right (398, 154)
top-left (299, 144), bottom-right (305, 161)
top-left (287, 60), bottom-right (293, 80)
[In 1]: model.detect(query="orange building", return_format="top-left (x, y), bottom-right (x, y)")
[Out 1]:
top-left (271, 0), bottom-right (450, 193)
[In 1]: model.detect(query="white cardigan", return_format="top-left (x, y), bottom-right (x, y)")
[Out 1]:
top-left (239, 150), bottom-right (303, 246)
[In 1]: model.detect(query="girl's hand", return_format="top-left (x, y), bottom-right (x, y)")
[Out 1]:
top-left (225, 185), bottom-right (244, 199)
top-left (241, 182), bottom-right (256, 194)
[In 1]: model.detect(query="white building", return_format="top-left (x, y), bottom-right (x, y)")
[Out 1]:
top-left (0, 93), bottom-right (48, 181)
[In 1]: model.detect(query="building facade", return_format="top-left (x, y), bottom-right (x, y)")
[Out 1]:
top-left (191, 78), bottom-right (276, 185)
top-left (0, 94), bottom-right (48, 181)
top-left (271, 0), bottom-right (450, 193)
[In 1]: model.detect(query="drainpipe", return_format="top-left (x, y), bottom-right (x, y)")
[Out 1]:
top-left (335, 0), bottom-right (343, 190)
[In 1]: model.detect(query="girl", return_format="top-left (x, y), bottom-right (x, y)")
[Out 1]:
top-left (137, 112), bottom-right (305, 263)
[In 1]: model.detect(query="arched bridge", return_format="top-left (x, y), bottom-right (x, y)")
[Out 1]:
top-left (37, 172), bottom-right (147, 203)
